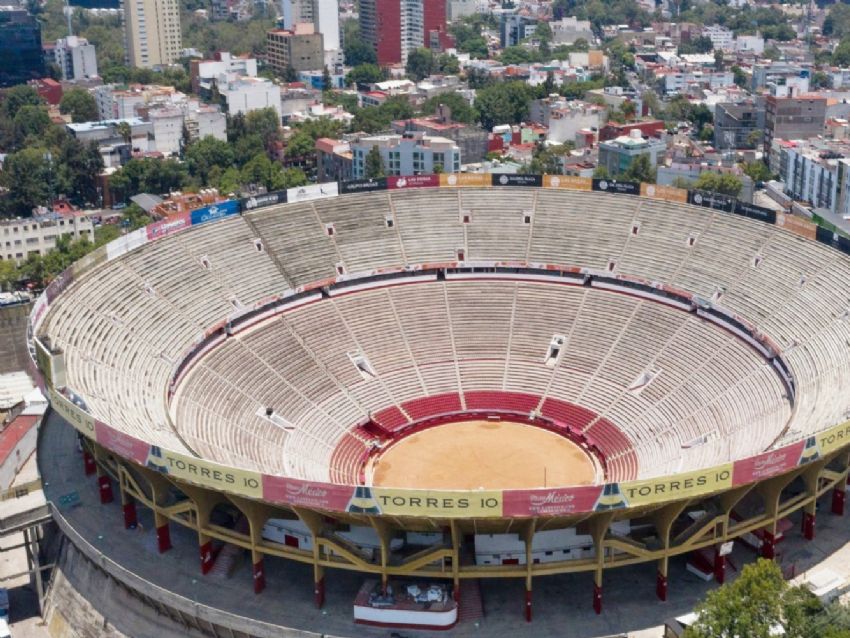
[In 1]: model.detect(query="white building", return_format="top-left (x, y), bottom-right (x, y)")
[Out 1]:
top-left (550, 17), bottom-right (594, 45)
top-left (529, 97), bottom-right (605, 145)
top-left (148, 108), bottom-right (184, 155)
top-left (351, 131), bottom-right (460, 178)
top-left (663, 70), bottom-right (734, 94)
top-left (220, 77), bottom-right (282, 117)
top-left (702, 25), bottom-right (734, 51)
top-left (735, 34), bottom-right (764, 55)
top-left (53, 36), bottom-right (98, 81)
top-left (185, 105), bottom-right (227, 143)
top-left (1, 214), bottom-right (94, 263)
top-left (773, 138), bottom-right (850, 217)
top-left (193, 51), bottom-right (258, 87)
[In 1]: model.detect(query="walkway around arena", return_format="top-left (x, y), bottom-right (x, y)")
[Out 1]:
top-left (38, 410), bottom-right (850, 638)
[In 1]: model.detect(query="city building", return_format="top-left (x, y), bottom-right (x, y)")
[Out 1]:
top-left (529, 97), bottom-right (605, 145)
top-left (219, 77), bottom-right (282, 117)
top-left (122, 0), bottom-right (182, 68)
top-left (266, 25), bottom-right (325, 74)
top-left (359, 0), bottom-right (449, 66)
top-left (315, 137), bottom-right (353, 182)
top-left (713, 100), bottom-right (765, 150)
top-left (391, 106), bottom-right (488, 161)
top-left (764, 95), bottom-right (827, 154)
top-left (597, 129), bottom-right (667, 177)
top-left (549, 17), bottom-right (593, 45)
top-left (598, 120), bottom-right (666, 143)
top-left (500, 13), bottom-right (537, 48)
top-left (772, 138), bottom-right (850, 216)
top-left (1, 213), bottom-right (93, 263)
top-left (53, 35), bottom-right (98, 81)
top-left (0, 8), bottom-right (44, 87)
top-left (350, 131), bottom-right (460, 178)
top-left (66, 117), bottom-right (153, 148)
top-left (29, 77), bottom-right (63, 105)
top-left (190, 51), bottom-right (257, 93)
top-left (751, 63), bottom-right (810, 93)
top-left (701, 25), bottom-right (733, 51)
top-left (281, 0), bottom-right (340, 60)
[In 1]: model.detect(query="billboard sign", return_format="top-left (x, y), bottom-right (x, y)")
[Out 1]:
top-left (340, 178), bottom-right (388, 194)
top-left (687, 190), bottom-right (736, 212)
top-left (387, 175), bottom-right (440, 189)
top-left (543, 175), bottom-right (592, 190)
top-left (592, 179), bottom-right (640, 195)
top-left (492, 174), bottom-right (542, 187)
top-left (189, 200), bottom-right (240, 226)
top-left (239, 190), bottom-right (287, 212)
top-left (286, 182), bottom-right (339, 203)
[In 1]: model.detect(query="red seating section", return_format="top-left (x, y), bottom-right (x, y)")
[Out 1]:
top-left (372, 405), bottom-right (408, 432)
top-left (402, 393), bottom-right (462, 421)
top-left (464, 391), bottom-right (538, 413)
top-left (329, 431), bottom-right (370, 484)
top-left (540, 398), bottom-right (598, 431)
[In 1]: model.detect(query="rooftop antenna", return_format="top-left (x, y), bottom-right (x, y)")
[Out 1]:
top-left (64, 0), bottom-right (73, 37)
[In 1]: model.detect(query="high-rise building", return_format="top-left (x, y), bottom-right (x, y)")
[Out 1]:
top-left (281, 0), bottom-right (339, 52)
top-left (54, 35), bottom-right (99, 81)
top-left (764, 95), bottom-right (827, 154)
top-left (359, 0), bottom-right (448, 66)
top-left (121, 0), bottom-right (182, 68)
top-left (267, 25), bottom-right (324, 74)
top-left (0, 8), bottom-right (44, 87)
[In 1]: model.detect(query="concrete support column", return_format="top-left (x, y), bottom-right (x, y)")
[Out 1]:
top-left (651, 501), bottom-right (687, 603)
top-left (97, 469), bottom-right (114, 504)
top-left (293, 506), bottom-right (327, 609)
top-left (314, 564), bottom-right (325, 608)
top-left (656, 562), bottom-right (668, 602)
top-left (832, 486), bottom-right (846, 516)
top-left (154, 511), bottom-right (172, 553)
top-left (83, 449), bottom-right (96, 476)
top-left (449, 521), bottom-right (461, 605)
top-left (761, 530), bottom-right (776, 559)
top-left (801, 509), bottom-right (816, 541)
top-left (252, 551), bottom-right (265, 594)
top-left (522, 519), bottom-right (535, 622)
top-left (199, 533), bottom-right (214, 575)
top-left (713, 546), bottom-right (726, 584)
top-left (525, 585), bottom-right (532, 622)
top-left (588, 513), bottom-right (612, 615)
top-left (122, 495), bottom-right (137, 529)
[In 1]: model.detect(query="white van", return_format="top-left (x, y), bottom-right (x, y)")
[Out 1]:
top-left (0, 617), bottom-right (11, 638)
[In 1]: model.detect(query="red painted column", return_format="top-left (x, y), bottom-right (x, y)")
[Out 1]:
top-left (593, 583), bottom-right (602, 615)
top-left (832, 488), bottom-right (845, 516)
top-left (98, 475), bottom-right (114, 504)
top-left (656, 571), bottom-right (668, 601)
top-left (713, 548), bottom-right (726, 584)
top-left (123, 501), bottom-right (137, 529)
top-left (802, 512), bottom-right (816, 541)
top-left (156, 524), bottom-right (172, 553)
top-left (314, 577), bottom-right (325, 608)
top-left (200, 541), bottom-right (214, 574)
top-left (253, 559), bottom-right (265, 594)
top-left (761, 531), bottom-right (775, 559)
top-left (83, 450), bottom-right (96, 475)
top-left (524, 588), bottom-right (532, 622)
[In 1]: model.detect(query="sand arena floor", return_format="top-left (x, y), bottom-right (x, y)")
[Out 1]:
top-left (370, 419), bottom-right (597, 490)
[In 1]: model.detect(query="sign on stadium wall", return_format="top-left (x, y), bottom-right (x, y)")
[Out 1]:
top-left (189, 200), bottom-right (240, 226)
top-left (143, 446), bottom-right (263, 499)
top-left (439, 173), bottom-right (491, 188)
top-left (263, 475), bottom-right (355, 511)
top-left (592, 179), bottom-right (640, 195)
top-left (776, 212), bottom-right (817, 240)
top-left (106, 227), bottom-right (148, 261)
top-left (734, 201), bottom-right (777, 224)
top-left (147, 212), bottom-right (192, 241)
top-left (386, 175), bottom-right (440, 189)
top-left (543, 175), bottom-right (592, 190)
top-left (370, 488), bottom-right (503, 517)
top-left (339, 178), bottom-right (388, 194)
top-left (619, 464), bottom-right (733, 507)
top-left (817, 421), bottom-right (850, 455)
top-left (502, 485), bottom-right (604, 517)
top-left (687, 190), bottom-right (736, 213)
top-left (492, 174), bottom-right (542, 187)
top-left (287, 182), bottom-right (339, 203)
top-left (732, 440), bottom-right (806, 484)
top-left (48, 388), bottom-right (95, 436)
top-left (240, 190), bottom-right (288, 211)
top-left (639, 183), bottom-right (688, 203)
top-left (95, 421), bottom-right (151, 465)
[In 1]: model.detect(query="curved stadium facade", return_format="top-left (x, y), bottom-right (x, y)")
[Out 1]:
top-left (30, 174), bottom-right (850, 621)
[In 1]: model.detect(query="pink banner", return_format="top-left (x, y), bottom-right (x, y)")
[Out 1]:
top-left (263, 476), bottom-right (354, 510)
top-left (502, 485), bottom-right (604, 516)
top-left (387, 175), bottom-right (440, 189)
top-left (95, 421), bottom-right (150, 464)
top-left (146, 212), bottom-right (191, 241)
top-left (732, 441), bottom-right (805, 485)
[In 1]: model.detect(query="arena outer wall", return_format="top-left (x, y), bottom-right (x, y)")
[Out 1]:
top-left (29, 174), bottom-right (850, 620)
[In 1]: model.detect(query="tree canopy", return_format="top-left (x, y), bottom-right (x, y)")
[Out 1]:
top-left (475, 81), bottom-right (537, 130)
top-left (693, 172), bottom-right (743, 198)
top-left (60, 88), bottom-right (99, 123)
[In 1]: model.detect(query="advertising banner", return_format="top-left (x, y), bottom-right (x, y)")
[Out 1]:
top-left (543, 175), bottom-right (592, 190)
top-left (619, 464), bottom-right (733, 507)
top-left (263, 475), bottom-right (355, 510)
top-left (439, 173), bottom-right (491, 188)
top-left (95, 421), bottom-right (151, 465)
top-left (732, 441), bottom-right (805, 485)
top-left (687, 190), bottom-right (736, 212)
top-left (734, 201), bottom-right (777, 224)
top-left (106, 227), bottom-right (149, 261)
top-left (370, 488), bottom-right (503, 517)
top-left (339, 178), bottom-right (388, 194)
top-left (286, 182), bottom-right (339, 203)
top-left (239, 190), bottom-right (287, 211)
top-left (146, 212), bottom-right (191, 241)
top-left (592, 179), bottom-right (640, 195)
top-left (71, 245), bottom-right (108, 278)
top-left (502, 485), bottom-right (604, 517)
top-left (491, 174), bottom-right (542, 187)
top-left (387, 175), bottom-right (440, 189)
top-left (143, 446), bottom-right (263, 499)
top-left (44, 268), bottom-right (75, 304)
top-left (776, 212), bottom-right (817, 240)
top-left (817, 420), bottom-right (850, 455)
top-left (49, 387), bottom-right (95, 437)
top-left (640, 183), bottom-right (688, 203)
top-left (189, 199), bottom-right (240, 226)
top-left (838, 235), bottom-right (850, 257)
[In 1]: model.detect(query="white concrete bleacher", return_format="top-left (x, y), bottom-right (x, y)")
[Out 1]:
top-left (36, 187), bottom-right (850, 489)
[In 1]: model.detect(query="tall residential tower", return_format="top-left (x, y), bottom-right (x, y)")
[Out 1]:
top-left (121, 0), bottom-right (182, 68)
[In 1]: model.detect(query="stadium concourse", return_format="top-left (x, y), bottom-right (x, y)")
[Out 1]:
top-left (28, 176), bottom-right (850, 633)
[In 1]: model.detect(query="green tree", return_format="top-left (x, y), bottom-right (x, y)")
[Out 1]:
top-left (0, 259), bottom-right (18, 291)
top-left (365, 145), bottom-right (385, 179)
top-left (834, 37), bottom-right (850, 67)
top-left (741, 161), bottom-right (771, 183)
top-left (435, 53), bottom-right (460, 75)
top-left (13, 105), bottom-right (53, 145)
top-left (1, 85), bottom-right (43, 120)
top-left (450, 19), bottom-right (489, 58)
top-left (56, 137), bottom-right (104, 206)
top-left (475, 81), bottom-right (536, 129)
top-left (731, 64), bottom-right (747, 88)
top-left (763, 45), bottom-right (782, 61)
top-left (693, 171), bottom-right (743, 197)
top-left (419, 92), bottom-right (476, 124)
top-left (0, 148), bottom-right (52, 214)
top-left (500, 46), bottom-right (539, 65)
top-left (241, 153), bottom-right (287, 191)
top-left (284, 130), bottom-right (315, 159)
top-left (185, 136), bottom-right (235, 184)
top-left (343, 20), bottom-right (378, 66)
top-left (245, 108), bottom-right (282, 153)
top-left (593, 165), bottom-right (610, 179)
top-left (621, 153), bottom-right (655, 183)
top-left (346, 63), bottom-right (384, 87)
top-left (322, 66), bottom-right (332, 91)
top-left (59, 88), bottom-right (99, 123)
top-left (406, 48), bottom-right (434, 81)
top-left (824, 2), bottom-right (850, 38)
